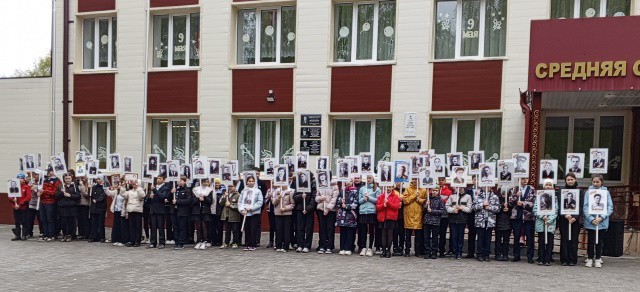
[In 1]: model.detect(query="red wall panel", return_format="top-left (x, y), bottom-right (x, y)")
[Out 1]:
top-left (73, 73), bottom-right (116, 114)
top-left (331, 65), bottom-right (392, 112)
top-left (150, 0), bottom-right (199, 8)
top-left (232, 69), bottom-right (294, 113)
top-left (147, 71), bottom-right (198, 114)
top-left (432, 61), bottom-right (502, 111)
top-left (78, 0), bottom-right (116, 13)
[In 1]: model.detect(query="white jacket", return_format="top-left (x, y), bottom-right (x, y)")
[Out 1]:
top-left (121, 187), bottom-right (146, 213)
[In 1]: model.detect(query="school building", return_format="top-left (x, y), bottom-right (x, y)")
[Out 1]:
top-left (1, 0), bottom-right (639, 250)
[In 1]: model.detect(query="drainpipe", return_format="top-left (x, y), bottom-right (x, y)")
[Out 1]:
top-left (520, 90), bottom-right (531, 153)
top-left (63, 0), bottom-right (70, 163)
top-left (50, 0), bottom-right (57, 157)
top-left (141, 0), bottom-right (150, 172)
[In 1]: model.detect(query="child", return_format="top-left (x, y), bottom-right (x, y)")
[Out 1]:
top-left (376, 185), bottom-right (401, 258)
top-left (403, 178), bottom-right (427, 257)
top-left (445, 187), bottom-right (472, 259)
top-left (422, 187), bottom-right (445, 259)
top-left (272, 183), bottom-right (295, 252)
top-left (148, 176), bottom-right (170, 249)
top-left (56, 174), bottom-right (79, 242)
top-left (192, 179), bottom-right (213, 250)
top-left (292, 173), bottom-right (316, 253)
top-left (494, 188), bottom-right (512, 261)
top-left (220, 182), bottom-right (241, 249)
top-left (392, 182), bottom-right (405, 256)
top-left (472, 187), bottom-right (500, 262)
top-left (508, 177), bottom-right (536, 263)
top-left (315, 179), bottom-right (338, 254)
top-left (559, 173), bottom-right (582, 266)
top-left (10, 174), bottom-right (31, 241)
top-left (533, 179), bottom-right (557, 266)
top-left (173, 177), bottom-right (191, 249)
top-left (583, 174), bottom-right (613, 268)
top-left (89, 175), bottom-right (107, 243)
top-left (38, 168), bottom-right (60, 242)
top-left (238, 176), bottom-right (264, 251)
top-left (336, 180), bottom-right (359, 255)
top-left (358, 175), bottom-right (380, 256)
top-left (121, 179), bottom-right (146, 247)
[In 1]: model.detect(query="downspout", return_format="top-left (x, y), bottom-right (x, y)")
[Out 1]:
top-left (141, 0), bottom-right (150, 172)
top-left (50, 0), bottom-right (57, 156)
top-left (63, 0), bottom-right (70, 163)
top-left (519, 90), bottom-right (531, 153)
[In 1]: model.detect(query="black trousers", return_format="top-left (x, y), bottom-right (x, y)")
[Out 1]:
top-left (111, 211), bottom-right (124, 243)
top-left (195, 220), bottom-right (209, 243)
top-left (13, 209), bottom-right (27, 229)
top-left (90, 213), bottom-right (105, 240)
top-left (268, 210), bottom-right (276, 243)
top-left (243, 215), bottom-right (259, 247)
top-left (290, 212), bottom-right (297, 247)
top-left (381, 226), bottom-right (394, 250)
top-left (340, 226), bottom-right (356, 251)
top-left (392, 217), bottom-right (405, 251)
top-left (215, 215), bottom-right (224, 245)
top-left (316, 210), bottom-right (336, 250)
top-left (128, 212), bottom-right (143, 244)
top-left (405, 228), bottom-right (424, 255)
top-left (275, 215), bottom-right (292, 250)
top-left (423, 224), bottom-right (440, 255)
top-left (467, 214), bottom-right (477, 256)
top-left (477, 227), bottom-right (492, 257)
top-left (224, 221), bottom-right (240, 245)
top-left (176, 215), bottom-right (189, 245)
top-left (77, 205), bottom-right (90, 238)
top-left (495, 229), bottom-right (511, 257)
top-left (511, 220), bottom-right (535, 260)
top-left (438, 217), bottom-right (451, 254)
top-left (537, 232), bottom-right (554, 263)
top-left (149, 213), bottom-right (165, 246)
top-left (559, 217), bottom-right (581, 264)
top-left (60, 216), bottom-right (75, 237)
top-left (358, 222), bottom-right (376, 249)
top-left (255, 211), bottom-right (263, 245)
top-left (165, 210), bottom-right (175, 241)
top-left (209, 214), bottom-right (221, 244)
top-left (39, 203), bottom-right (57, 238)
top-left (296, 210), bottom-right (314, 249)
top-left (587, 228), bottom-right (606, 259)
top-left (143, 209), bottom-right (150, 239)
top-left (26, 208), bottom-right (39, 236)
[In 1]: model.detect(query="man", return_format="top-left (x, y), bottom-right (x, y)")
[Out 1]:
top-left (396, 165), bottom-right (408, 179)
top-left (9, 180), bottom-right (19, 194)
top-left (25, 156), bottom-right (35, 169)
top-left (298, 155), bottom-right (307, 169)
top-left (470, 153), bottom-right (481, 171)
top-left (434, 158), bottom-right (444, 174)
top-left (509, 177), bottom-right (536, 263)
top-left (361, 156), bottom-right (371, 172)
top-left (276, 167), bottom-right (286, 183)
top-left (317, 158), bottom-right (327, 170)
top-left (591, 193), bottom-right (604, 211)
top-left (500, 165), bottom-right (511, 181)
top-left (298, 172), bottom-right (309, 189)
top-left (266, 160), bottom-right (274, 175)
top-left (148, 156), bottom-right (158, 172)
top-left (568, 156), bottom-right (582, 174)
top-left (381, 165), bottom-right (392, 182)
top-left (88, 161), bottom-right (97, 176)
top-left (169, 163), bottom-right (179, 177)
top-left (422, 169), bottom-right (434, 185)
top-left (514, 155), bottom-right (527, 174)
top-left (222, 166), bottom-right (231, 181)
top-left (148, 175), bottom-right (170, 249)
top-left (54, 158), bottom-right (65, 172)
top-left (76, 152), bottom-right (84, 163)
top-left (481, 166), bottom-right (493, 182)
top-left (194, 161), bottom-right (205, 176)
top-left (450, 155), bottom-right (460, 169)
top-left (563, 192), bottom-right (576, 210)
top-left (339, 162), bottom-right (349, 178)
top-left (124, 157), bottom-right (132, 172)
top-left (453, 168), bottom-right (465, 184)
top-left (541, 161), bottom-right (554, 179)
top-left (210, 160), bottom-right (219, 175)
top-left (592, 152), bottom-right (605, 169)
top-left (111, 155), bottom-right (120, 170)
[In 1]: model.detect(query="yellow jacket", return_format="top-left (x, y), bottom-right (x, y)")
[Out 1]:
top-left (403, 182), bottom-right (427, 229)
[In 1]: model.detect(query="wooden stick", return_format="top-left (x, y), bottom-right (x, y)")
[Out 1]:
top-left (595, 216), bottom-right (600, 244)
top-left (569, 220), bottom-right (572, 241)
top-left (279, 187), bottom-right (283, 209)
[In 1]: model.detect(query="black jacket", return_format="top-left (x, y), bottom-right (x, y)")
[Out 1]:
top-left (89, 185), bottom-right (107, 214)
top-left (291, 174), bottom-right (317, 213)
top-left (147, 183), bottom-right (170, 214)
top-left (174, 186), bottom-right (192, 217)
top-left (165, 182), bottom-right (176, 214)
top-left (495, 189), bottom-right (512, 231)
top-left (56, 183), bottom-right (80, 208)
top-left (191, 189), bottom-right (213, 215)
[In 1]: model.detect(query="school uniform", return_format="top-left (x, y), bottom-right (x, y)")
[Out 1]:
top-left (121, 187), bottom-right (146, 246)
top-left (238, 187), bottom-right (263, 248)
top-left (291, 177), bottom-right (317, 251)
top-left (315, 182), bottom-right (338, 252)
top-left (107, 187), bottom-right (129, 244)
top-left (494, 189), bottom-right (512, 261)
top-left (558, 183), bottom-right (583, 265)
top-left (89, 184), bottom-right (107, 242)
top-left (533, 192), bottom-right (557, 265)
top-left (272, 188), bottom-right (295, 250)
top-left (55, 182), bottom-right (80, 238)
top-left (174, 186), bottom-right (192, 247)
top-left (472, 188), bottom-right (500, 261)
top-left (148, 183), bottom-right (169, 247)
top-left (76, 183), bottom-right (91, 239)
top-left (422, 195), bottom-right (444, 258)
top-left (220, 191), bottom-right (241, 246)
top-left (508, 185), bottom-right (536, 262)
top-left (445, 192), bottom-right (472, 259)
top-left (192, 186), bottom-right (213, 243)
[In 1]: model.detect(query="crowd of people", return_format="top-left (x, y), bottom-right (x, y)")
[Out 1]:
top-left (8, 166), bottom-right (613, 268)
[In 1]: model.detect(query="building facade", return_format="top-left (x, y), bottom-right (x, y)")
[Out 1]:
top-left (2, 0), bottom-right (640, 196)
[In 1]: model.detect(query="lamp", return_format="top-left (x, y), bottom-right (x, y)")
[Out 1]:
top-left (266, 90), bottom-right (276, 102)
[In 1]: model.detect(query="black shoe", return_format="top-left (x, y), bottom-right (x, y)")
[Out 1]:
top-left (100, 239), bottom-right (106, 243)
top-left (544, 262), bottom-right (551, 266)
top-left (476, 256), bottom-right (483, 261)
top-left (431, 254), bottom-right (437, 259)
top-left (256, 243), bottom-right (261, 247)
top-left (511, 257), bottom-right (521, 262)
top-left (267, 242), bottom-right (274, 248)
top-left (158, 244), bottom-right (165, 249)
top-left (174, 245), bottom-right (184, 250)
top-left (466, 254), bottom-right (476, 259)
top-left (528, 259), bottom-right (535, 264)
top-left (126, 242), bottom-right (132, 247)
top-left (538, 261), bottom-right (544, 265)
top-left (445, 251), bottom-right (453, 256)
top-left (133, 243), bottom-right (141, 247)
top-left (457, 255), bottom-right (462, 260)
top-left (423, 254), bottom-right (430, 259)
top-left (485, 256), bottom-right (490, 262)
top-left (439, 253), bottom-right (445, 258)
top-left (386, 250), bottom-right (391, 258)
top-left (404, 250), bottom-right (410, 257)
top-left (568, 263), bottom-right (576, 266)
top-left (561, 262), bottom-right (568, 266)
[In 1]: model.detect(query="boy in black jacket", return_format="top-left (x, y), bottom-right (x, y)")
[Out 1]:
top-left (56, 174), bottom-right (80, 242)
top-left (291, 173), bottom-right (317, 253)
top-left (148, 175), bottom-right (170, 249)
top-left (495, 188), bottom-right (512, 261)
top-left (89, 176), bottom-right (107, 243)
top-left (173, 177), bottom-right (191, 249)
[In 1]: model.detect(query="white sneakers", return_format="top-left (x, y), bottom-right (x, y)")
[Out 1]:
top-left (595, 259), bottom-right (603, 268)
top-left (374, 249), bottom-right (382, 255)
top-left (586, 258), bottom-right (603, 268)
top-left (194, 242), bottom-right (202, 249)
top-left (339, 250), bottom-right (345, 255)
top-left (205, 242), bottom-right (212, 248)
top-left (360, 248), bottom-right (367, 256)
top-left (166, 240), bottom-right (175, 245)
top-left (302, 248), bottom-right (309, 253)
top-left (318, 248), bottom-right (326, 254)
top-left (585, 259), bottom-right (593, 267)
top-left (366, 248), bottom-right (373, 257)
top-left (345, 251), bottom-right (352, 256)
top-left (195, 242), bottom-right (207, 249)
top-left (296, 247), bottom-right (303, 253)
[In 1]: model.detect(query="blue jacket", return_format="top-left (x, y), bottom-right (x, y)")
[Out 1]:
top-left (533, 192), bottom-right (557, 233)
top-left (583, 186), bottom-right (614, 230)
top-left (358, 184), bottom-right (380, 215)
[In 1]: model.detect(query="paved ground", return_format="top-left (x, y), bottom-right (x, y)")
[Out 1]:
top-left (1, 225), bottom-right (639, 291)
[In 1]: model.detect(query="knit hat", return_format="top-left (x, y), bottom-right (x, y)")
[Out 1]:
top-left (17, 174), bottom-right (26, 179)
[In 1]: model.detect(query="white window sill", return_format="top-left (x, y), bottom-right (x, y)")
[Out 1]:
top-left (429, 57), bottom-right (508, 63)
top-left (76, 10), bottom-right (117, 17)
top-left (328, 61), bottom-right (396, 68)
top-left (230, 64), bottom-right (297, 70)
top-left (75, 69), bottom-right (118, 75)
top-left (149, 67), bottom-right (202, 72)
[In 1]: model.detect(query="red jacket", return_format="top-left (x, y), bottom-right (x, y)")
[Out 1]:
top-left (9, 183), bottom-right (32, 210)
top-left (40, 177), bottom-right (60, 204)
top-left (376, 190), bottom-right (402, 222)
top-left (438, 184), bottom-right (453, 204)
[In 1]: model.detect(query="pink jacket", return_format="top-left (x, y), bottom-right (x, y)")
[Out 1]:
top-left (315, 181), bottom-right (339, 211)
top-left (271, 188), bottom-right (295, 216)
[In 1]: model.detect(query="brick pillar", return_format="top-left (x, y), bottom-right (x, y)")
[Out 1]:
top-left (529, 92), bottom-right (542, 186)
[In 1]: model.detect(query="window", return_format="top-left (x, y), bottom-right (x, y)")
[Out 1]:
top-left (434, 0), bottom-right (507, 59)
top-left (332, 119), bottom-right (392, 171)
top-left (333, 1), bottom-right (396, 63)
top-left (543, 114), bottom-right (624, 182)
top-left (551, 0), bottom-right (630, 18)
top-left (79, 120), bottom-right (116, 169)
top-left (151, 119), bottom-right (200, 163)
top-left (153, 13), bottom-right (200, 68)
top-left (430, 117), bottom-right (502, 162)
top-left (237, 6), bottom-right (296, 65)
top-left (83, 17), bottom-right (117, 69)
top-left (237, 119), bottom-right (294, 171)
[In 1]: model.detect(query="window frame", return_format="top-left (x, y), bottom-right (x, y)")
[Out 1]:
top-left (333, 1), bottom-right (397, 64)
top-left (237, 118), bottom-right (293, 168)
top-left (331, 118), bottom-right (386, 159)
top-left (540, 111), bottom-right (628, 184)
top-left (552, 0), bottom-right (629, 18)
top-left (236, 6), bottom-right (297, 66)
top-left (152, 13), bottom-right (200, 69)
top-left (82, 17), bottom-right (116, 71)
top-left (432, 0), bottom-right (509, 61)
top-left (152, 118), bottom-right (199, 163)
top-left (429, 116), bottom-right (502, 155)
top-left (79, 119), bottom-right (116, 171)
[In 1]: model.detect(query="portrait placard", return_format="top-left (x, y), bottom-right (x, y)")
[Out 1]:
top-left (566, 153), bottom-right (585, 178)
top-left (296, 170), bottom-right (311, 193)
top-left (273, 165), bottom-right (289, 187)
top-left (221, 164), bottom-right (233, 184)
top-left (7, 179), bottom-right (21, 197)
top-left (51, 153), bottom-right (68, 176)
top-left (560, 189), bottom-right (580, 215)
top-left (587, 189), bottom-right (608, 215)
top-left (75, 162), bottom-right (86, 177)
top-left (336, 159), bottom-right (352, 182)
top-left (347, 156), bottom-right (360, 177)
top-left (316, 170), bottom-right (330, 191)
top-left (193, 156), bottom-right (209, 179)
top-left (431, 154), bottom-right (446, 178)
top-left (147, 154), bottom-right (160, 176)
top-left (37, 153), bottom-right (42, 168)
top-left (180, 164), bottom-right (192, 180)
top-left (159, 163), bottom-right (167, 178)
top-left (124, 173), bottom-right (139, 184)
top-left (75, 151), bottom-right (85, 163)
top-left (410, 155), bottom-right (425, 178)
top-left (539, 159), bottom-right (558, 185)
top-left (468, 151), bottom-right (485, 175)
top-left (497, 160), bottom-right (514, 185)
top-left (296, 152), bottom-right (309, 171)
top-left (419, 166), bottom-right (437, 189)
top-left (512, 153), bottom-right (530, 178)
top-left (228, 160), bottom-right (239, 180)
top-left (167, 160), bottom-right (180, 181)
top-left (394, 160), bottom-right (410, 183)
top-left (142, 163), bottom-right (153, 183)
top-left (478, 162), bottom-right (496, 187)
top-left (450, 166), bottom-right (468, 188)
top-left (87, 160), bottom-right (99, 178)
top-left (263, 158), bottom-right (277, 179)
top-left (360, 152), bottom-right (373, 175)
top-left (589, 148), bottom-right (608, 174)
top-left (123, 156), bottom-right (133, 173)
top-left (536, 190), bottom-right (556, 216)
top-left (24, 154), bottom-right (36, 172)
top-left (447, 152), bottom-right (463, 174)
top-left (109, 153), bottom-right (122, 173)
top-left (377, 161), bottom-right (394, 187)
top-left (316, 156), bottom-right (329, 170)
top-left (284, 156), bottom-right (295, 174)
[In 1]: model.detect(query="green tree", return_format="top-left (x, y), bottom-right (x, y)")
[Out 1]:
top-left (13, 52), bottom-right (51, 77)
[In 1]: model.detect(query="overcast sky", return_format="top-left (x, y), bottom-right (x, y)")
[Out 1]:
top-left (0, 0), bottom-right (52, 77)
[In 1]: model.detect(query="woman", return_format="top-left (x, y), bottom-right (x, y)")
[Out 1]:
top-left (445, 187), bottom-right (472, 259)
top-left (107, 178), bottom-right (129, 247)
top-left (583, 174), bottom-right (614, 268)
top-left (403, 178), bottom-right (427, 257)
top-left (55, 174), bottom-right (79, 242)
top-left (121, 179), bottom-right (145, 247)
top-left (336, 179), bottom-right (359, 255)
top-left (272, 183), bottom-right (295, 252)
top-left (192, 179), bottom-right (213, 250)
top-left (315, 178), bottom-right (338, 254)
top-left (559, 173), bottom-right (582, 266)
top-left (358, 175), bottom-right (380, 256)
top-left (376, 185), bottom-right (401, 258)
top-left (238, 176), bottom-right (264, 251)
top-left (76, 177), bottom-right (91, 240)
top-left (534, 179), bottom-right (558, 266)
